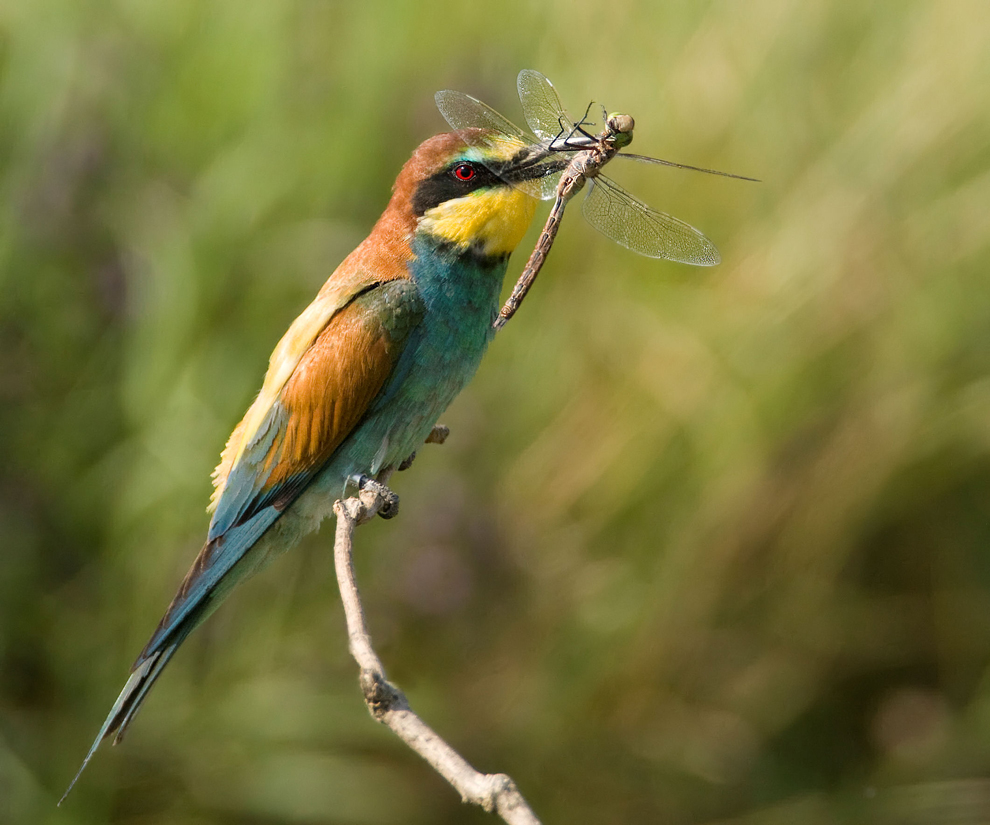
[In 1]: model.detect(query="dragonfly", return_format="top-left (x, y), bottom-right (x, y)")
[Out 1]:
top-left (435, 70), bottom-right (758, 328)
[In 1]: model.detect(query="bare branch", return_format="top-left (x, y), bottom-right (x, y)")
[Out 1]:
top-left (331, 476), bottom-right (542, 824)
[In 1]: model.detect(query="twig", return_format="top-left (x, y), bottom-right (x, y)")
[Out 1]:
top-left (331, 440), bottom-right (542, 824)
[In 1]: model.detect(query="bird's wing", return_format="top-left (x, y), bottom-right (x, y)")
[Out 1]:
top-left (209, 268), bottom-right (386, 524)
top-left (140, 276), bottom-right (423, 665)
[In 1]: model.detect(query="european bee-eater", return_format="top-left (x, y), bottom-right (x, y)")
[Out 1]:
top-left (63, 128), bottom-right (548, 800)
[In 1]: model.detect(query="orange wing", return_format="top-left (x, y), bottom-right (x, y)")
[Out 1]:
top-left (143, 279), bottom-right (422, 662)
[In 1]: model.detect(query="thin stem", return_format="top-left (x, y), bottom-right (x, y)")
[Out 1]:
top-left (331, 481), bottom-right (542, 825)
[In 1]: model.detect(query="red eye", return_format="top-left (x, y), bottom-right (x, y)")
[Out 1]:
top-left (453, 163), bottom-right (476, 182)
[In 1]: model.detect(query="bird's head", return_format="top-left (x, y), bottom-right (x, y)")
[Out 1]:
top-left (378, 130), bottom-right (546, 260)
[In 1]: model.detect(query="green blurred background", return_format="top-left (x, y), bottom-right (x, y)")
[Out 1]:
top-left (3, 1), bottom-right (990, 823)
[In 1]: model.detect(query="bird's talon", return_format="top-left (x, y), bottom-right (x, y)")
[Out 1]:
top-left (377, 490), bottom-right (399, 519)
top-left (426, 424), bottom-right (449, 445)
top-left (398, 424), bottom-right (449, 471)
top-left (355, 475), bottom-right (400, 519)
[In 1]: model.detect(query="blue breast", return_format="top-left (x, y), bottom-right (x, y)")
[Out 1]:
top-left (375, 236), bottom-right (508, 463)
top-left (318, 235), bottom-right (510, 487)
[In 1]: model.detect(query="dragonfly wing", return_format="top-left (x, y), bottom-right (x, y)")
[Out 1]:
top-left (517, 69), bottom-right (571, 143)
top-left (581, 176), bottom-right (721, 265)
top-left (615, 152), bottom-right (760, 182)
top-left (435, 88), bottom-right (559, 200)
top-left (435, 89), bottom-right (527, 141)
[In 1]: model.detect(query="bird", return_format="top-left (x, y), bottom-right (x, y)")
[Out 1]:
top-left (62, 126), bottom-right (548, 802)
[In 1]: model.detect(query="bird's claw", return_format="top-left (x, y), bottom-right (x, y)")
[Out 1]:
top-left (351, 474), bottom-right (400, 519)
top-left (398, 424), bottom-right (449, 472)
top-left (426, 424), bottom-right (449, 444)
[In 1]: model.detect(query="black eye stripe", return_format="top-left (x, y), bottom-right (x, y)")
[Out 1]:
top-left (411, 161), bottom-right (503, 216)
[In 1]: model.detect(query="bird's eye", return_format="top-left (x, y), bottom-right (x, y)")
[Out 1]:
top-left (452, 163), bottom-right (476, 182)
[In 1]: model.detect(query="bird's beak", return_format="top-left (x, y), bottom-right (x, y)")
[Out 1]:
top-left (491, 144), bottom-right (568, 188)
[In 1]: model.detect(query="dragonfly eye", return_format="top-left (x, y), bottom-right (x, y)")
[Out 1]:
top-left (452, 163), bottom-right (477, 182)
top-left (606, 112), bottom-right (635, 135)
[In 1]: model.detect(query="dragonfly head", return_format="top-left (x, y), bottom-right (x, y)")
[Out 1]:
top-left (605, 112), bottom-right (635, 149)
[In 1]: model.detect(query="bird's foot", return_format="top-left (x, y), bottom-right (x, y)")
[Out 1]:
top-left (349, 474), bottom-right (400, 520)
top-left (397, 424), bottom-right (450, 472)
top-left (426, 424), bottom-right (449, 444)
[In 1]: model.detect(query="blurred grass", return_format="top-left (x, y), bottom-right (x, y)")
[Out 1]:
top-left (2, 1), bottom-right (990, 823)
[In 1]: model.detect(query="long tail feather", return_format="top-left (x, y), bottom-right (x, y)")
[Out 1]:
top-left (112, 643), bottom-right (181, 744)
top-left (58, 638), bottom-right (183, 806)
top-left (59, 655), bottom-right (157, 805)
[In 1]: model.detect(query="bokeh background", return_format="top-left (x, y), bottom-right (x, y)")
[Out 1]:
top-left (3, 2), bottom-right (990, 823)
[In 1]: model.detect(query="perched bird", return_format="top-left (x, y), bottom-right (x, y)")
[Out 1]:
top-left (62, 127), bottom-right (547, 801)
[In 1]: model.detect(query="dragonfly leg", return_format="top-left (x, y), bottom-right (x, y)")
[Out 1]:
top-left (570, 100), bottom-right (599, 140)
top-left (555, 101), bottom-right (598, 144)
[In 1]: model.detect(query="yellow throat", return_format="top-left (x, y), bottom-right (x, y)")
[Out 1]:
top-left (418, 185), bottom-right (537, 257)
